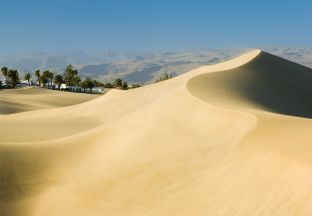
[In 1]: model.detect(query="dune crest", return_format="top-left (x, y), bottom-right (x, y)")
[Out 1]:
top-left (1, 50), bottom-right (312, 216)
top-left (187, 51), bottom-right (312, 118)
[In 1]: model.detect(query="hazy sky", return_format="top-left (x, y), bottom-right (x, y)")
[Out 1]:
top-left (1, 0), bottom-right (311, 54)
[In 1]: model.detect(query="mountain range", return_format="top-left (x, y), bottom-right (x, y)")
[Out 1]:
top-left (1, 47), bottom-right (312, 84)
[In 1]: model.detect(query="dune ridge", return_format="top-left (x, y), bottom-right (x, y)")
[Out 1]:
top-left (187, 51), bottom-right (312, 118)
top-left (1, 50), bottom-right (312, 216)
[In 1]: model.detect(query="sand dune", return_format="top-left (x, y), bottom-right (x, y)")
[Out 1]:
top-left (187, 51), bottom-right (312, 118)
top-left (1, 50), bottom-right (312, 216)
top-left (0, 87), bottom-right (99, 114)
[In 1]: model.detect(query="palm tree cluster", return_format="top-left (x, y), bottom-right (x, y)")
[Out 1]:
top-left (1, 67), bottom-right (20, 88)
top-left (34, 69), bottom-right (54, 88)
top-left (39, 70), bottom-right (54, 88)
top-left (1, 64), bottom-right (141, 93)
top-left (32, 65), bottom-right (74, 89)
top-left (64, 65), bottom-right (80, 86)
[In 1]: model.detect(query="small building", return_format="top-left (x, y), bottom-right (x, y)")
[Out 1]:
top-left (68, 86), bottom-right (83, 92)
top-left (60, 84), bottom-right (67, 90)
top-left (15, 83), bottom-right (29, 88)
top-left (45, 82), bottom-right (56, 89)
top-left (91, 87), bottom-right (105, 94)
top-left (0, 79), bottom-right (13, 88)
top-left (16, 80), bottom-right (31, 88)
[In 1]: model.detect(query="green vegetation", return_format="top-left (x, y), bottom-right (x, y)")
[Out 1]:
top-left (111, 78), bottom-right (132, 90)
top-left (1, 67), bottom-right (8, 87)
top-left (122, 81), bottom-right (128, 90)
top-left (7, 69), bottom-right (20, 87)
top-left (80, 77), bottom-right (94, 92)
top-left (64, 65), bottom-right (80, 86)
top-left (35, 69), bottom-right (41, 87)
top-left (113, 78), bottom-right (122, 88)
top-left (47, 71), bottom-right (54, 87)
top-left (1, 64), bottom-right (141, 93)
top-left (40, 71), bottom-right (50, 88)
top-left (104, 82), bottom-right (113, 88)
top-left (24, 73), bottom-right (31, 86)
top-left (54, 74), bottom-right (63, 90)
top-left (155, 72), bottom-right (172, 83)
top-left (1, 67), bottom-right (20, 88)
top-left (129, 84), bottom-right (141, 89)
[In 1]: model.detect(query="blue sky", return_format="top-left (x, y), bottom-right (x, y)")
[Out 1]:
top-left (0, 0), bottom-right (311, 54)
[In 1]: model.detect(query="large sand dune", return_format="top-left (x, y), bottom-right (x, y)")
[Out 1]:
top-left (1, 50), bottom-right (312, 216)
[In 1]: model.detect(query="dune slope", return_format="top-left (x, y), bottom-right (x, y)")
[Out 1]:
top-left (1, 50), bottom-right (312, 216)
top-left (187, 51), bottom-right (312, 118)
top-left (0, 87), bottom-right (99, 114)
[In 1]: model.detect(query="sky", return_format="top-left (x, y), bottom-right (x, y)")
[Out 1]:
top-left (0, 0), bottom-right (312, 54)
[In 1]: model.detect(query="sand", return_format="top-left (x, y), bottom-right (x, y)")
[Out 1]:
top-left (0, 87), bottom-right (99, 114)
top-left (1, 50), bottom-right (312, 216)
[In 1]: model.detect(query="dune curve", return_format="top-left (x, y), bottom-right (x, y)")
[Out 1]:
top-left (1, 50), bottom-right (312, 216)
top-left (187, 51), bottom-right (312, 118)
top-left (0, 87), bottom-right (99, 114)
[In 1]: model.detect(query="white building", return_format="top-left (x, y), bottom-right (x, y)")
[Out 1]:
top-left (60, 84), bottom-right (67, 90)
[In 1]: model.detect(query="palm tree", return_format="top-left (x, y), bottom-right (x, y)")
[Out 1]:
top-left (7, 69), bottom-right (19, 87)
top-left (64, 64), bottom-right (79, 85)
top-left (54, 74), bottom-right (63, 90)
top-left (35, 69), bottom-right (41, 87)
top-left (41, 70), bottom-right (50, 88)
top-left (113, 78), bottom-right (122, 88)
top-left (24, 73), bottom-right (31, 86)
top-left (73, 76), bottom-right (81, 86)
top-left (47, 71), bottom-right (54, 88)
top-left (1, 67), bottom-right (8, 87)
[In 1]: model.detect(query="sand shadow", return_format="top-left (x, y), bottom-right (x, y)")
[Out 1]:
top-left (187, 51), bottom-right (312, 119)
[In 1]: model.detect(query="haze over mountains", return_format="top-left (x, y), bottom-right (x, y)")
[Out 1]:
top-left (1, 47), bottom-right (312, 84)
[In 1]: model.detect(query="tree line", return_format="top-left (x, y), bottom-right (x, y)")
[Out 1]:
top-left (1, 65), bottom-right (141, 92)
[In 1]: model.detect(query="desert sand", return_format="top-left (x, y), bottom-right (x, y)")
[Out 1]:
top-left (1, 50), bottom-right (312, 216)
top-left (0, 87), bottom-right (99, 114)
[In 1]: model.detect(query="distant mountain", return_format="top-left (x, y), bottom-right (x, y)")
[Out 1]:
top-left (78, 49), bottom-right (249, 84)
top-left (1, 48), bottom-right (312, 84)
top-left (0, 50), bottom-right (142, 72)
